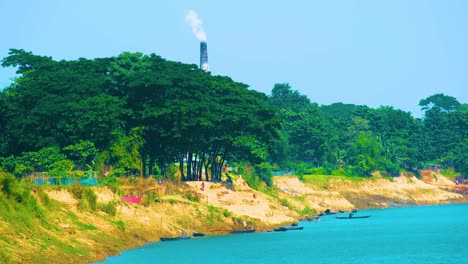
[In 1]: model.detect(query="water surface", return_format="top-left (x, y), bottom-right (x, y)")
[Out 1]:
top-left (99, 203), bottom-right (468, 264)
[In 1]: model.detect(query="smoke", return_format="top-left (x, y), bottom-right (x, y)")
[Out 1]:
top-left (185, 10), bottom-right (207, 41)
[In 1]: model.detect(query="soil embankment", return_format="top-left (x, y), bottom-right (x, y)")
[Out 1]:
top-left (0, 173), bottom-right (466, 263)
top-left (274, 172), bottom-right (465, 213)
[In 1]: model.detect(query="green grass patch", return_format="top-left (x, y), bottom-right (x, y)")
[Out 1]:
top-left (301, 174), bottom-right (366, 189)
top-left (279, 198), bottom-right (294, 209)
top-left (299, 205), bottom-right (316, 218)
top-left (441, 168), bottom-right (461, 179)
top-left (42, 236), bottom-right (89, 256)
top-left (67, 211), bottom-right (97, 231)
top-left (97, 201), bottom-right (117, 216)
top-left (111, 220), bottom-right (125, 231)
top-left (206, 205), bottom-right (223, 224)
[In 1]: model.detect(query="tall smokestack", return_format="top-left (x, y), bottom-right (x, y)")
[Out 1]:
top-left (200, 41), bottom-right (209, 71)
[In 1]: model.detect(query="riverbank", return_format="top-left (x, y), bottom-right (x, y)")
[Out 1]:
top-left (0, 172), bottom-right (466, 263)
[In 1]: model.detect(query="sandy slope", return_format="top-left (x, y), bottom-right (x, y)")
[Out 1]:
top-left (185, 176), bottom-right (297, 224)
top-left (274, 173), bottom-right (464, 212)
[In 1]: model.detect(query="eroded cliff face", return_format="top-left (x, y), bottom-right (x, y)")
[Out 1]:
top-left (273, 173), bottom-right (465, 213)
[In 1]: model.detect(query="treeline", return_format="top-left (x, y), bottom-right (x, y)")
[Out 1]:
top-left (268, 84), bottom-right (467, 177)
top-left (0, 49), bottom-right (278, 181)
top-left (0, 49), bottom-right (466, 183)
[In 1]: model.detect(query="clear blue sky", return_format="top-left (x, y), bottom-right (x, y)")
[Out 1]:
top-left (1, 0), bottom-right (467, 117)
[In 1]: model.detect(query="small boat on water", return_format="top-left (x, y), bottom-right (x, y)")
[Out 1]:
top-left (273, 226), bottom-right (304, 232)
top-left (160, 234), bottom-right (191, 241)
top-left (336, 214), bottom-right (370, 219)
top-left (161, 230), bottom-right (191, 241)
top-left (192, 232), bottom-right (206, 237)
top-left (231, 229), bottom-right (256, 234)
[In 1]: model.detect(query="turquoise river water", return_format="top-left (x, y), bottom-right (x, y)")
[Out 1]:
top-left (98, 203), bottom-right (468, 264)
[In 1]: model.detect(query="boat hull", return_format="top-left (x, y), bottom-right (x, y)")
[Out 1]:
top-left (336, 216), bottom-right (370, 219)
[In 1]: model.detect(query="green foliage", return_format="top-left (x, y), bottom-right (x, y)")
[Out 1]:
top-left (78, 188), bottom-right (97, 211)
top-left (183, 191), bottom-right (200, 202)
top-left (63, 140), bottom-right (97, 170)
top-left (206, 205), bottom-right (223, 224)
top-left (301, 174), bottom-right (365, 190)
top-left (102, 175), bottom-right (121, 192)
top-left (299, 205), bottom-right (316, 218)
top-left (48, 159), bottom-right (76, 177)
top-left (0, 47), bottom-right (466, 186)
top-left (108, 168), bottom-right (127, 178)
top-left (419, 93), bottom-right (460, 113)
top-left (143, 193), bottom-right (155, 206)
top-left (254, 162), bottom-right (273, 187)
top-left (0, 147), bottom-right (70, 178)
top-left (223, 209), bottom-right (232, 217)
top-left (108, 128), bottom-right (143, 175)
top-left (97, 202), bottom-right (117, 216)
top-left (111, 220), bottom-right (126, 231)
top-left (279, 198), bottom-right (293, 209)
top-left (0, 171), bottom-right (50, 229)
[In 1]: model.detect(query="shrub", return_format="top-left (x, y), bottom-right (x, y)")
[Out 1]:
top-left (144, 193), bottom-right (155, 206)
top-left (223, 209), bottom-right (231, 217)
top-left (299, 205), bottom-right (316, 218)
top-left (98, 202), bottom-right (117, 216)
top-left (183, 191), bottom-right (200, 202)
top-left (111, 220), bottom-right (125, 231)
top-left (78, 188), bottom-right (97, 211)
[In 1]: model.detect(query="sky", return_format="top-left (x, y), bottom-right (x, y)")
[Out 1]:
top-left (0, 0), bottom-right (467, 117)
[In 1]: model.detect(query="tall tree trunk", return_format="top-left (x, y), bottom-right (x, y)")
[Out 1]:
top-left (141, 150), bottom-right (147, 177)
top-left (203, 158), bottom-right (211, 181)
top-left (179, 155), bottom-right (185, 181)
top-left (197, 152), bottom-right (205, 181)
top-left (187, 152), bottom-right (193, 181)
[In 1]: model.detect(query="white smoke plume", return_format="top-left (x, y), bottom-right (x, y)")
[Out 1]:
top-left (185, 10), bottom-right (207, 41)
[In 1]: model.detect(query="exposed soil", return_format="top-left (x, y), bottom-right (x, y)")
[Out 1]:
top-left (0, 173), bottom-right (466, 263)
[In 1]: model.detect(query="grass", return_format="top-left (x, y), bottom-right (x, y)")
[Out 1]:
top-left (206, 205), bottom-right (223, 224)
top-left (67, 211), bottom-right (97, 231)
top-left (440, 168), bottom-right (461, 179)
top-left (42, 236), bottom-right (89, 256)
top-left (110, 220), bottom-right (126, 231)
top-left (279, 198), bottom-right (294, 209)
top-left (97, 201), bottom-right (117, 216)
top-left (301, 174), bottom-right (366, 189)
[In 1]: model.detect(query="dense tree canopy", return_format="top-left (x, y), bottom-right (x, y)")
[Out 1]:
top-left (0, 49), bottom-right (466, 182)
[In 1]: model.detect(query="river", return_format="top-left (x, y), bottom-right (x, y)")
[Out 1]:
top-left (97, 203), bottom-right (467, 264)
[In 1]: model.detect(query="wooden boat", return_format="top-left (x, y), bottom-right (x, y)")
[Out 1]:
top-left (231, 229), bottom-right (256, 234)
top-left (336, 215), bottom-right (370, 219)
top-left (192, 232), bottom-right (206, 237)
top-left (273, 226), bottom-right (304, 232)
top-left (160, 235), bottom-right (191, 241)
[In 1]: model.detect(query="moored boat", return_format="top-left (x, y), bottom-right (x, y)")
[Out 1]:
top-left (336, 215), bottom-right (370, 219)
top-left (273, 226), bottom-right (304, 231)
top-left (160, 234), bottom-right (191, 241)
top-left (231, 229), bottom-right (256, 234)
top-left (192, 232), bottom-right (206, 237)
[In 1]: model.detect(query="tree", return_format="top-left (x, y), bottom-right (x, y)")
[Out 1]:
top-left (419, 93), bottom-right (460, 113)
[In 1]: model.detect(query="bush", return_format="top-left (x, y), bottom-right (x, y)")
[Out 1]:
top-left (102, 175), bottom-right (121, 193)
top-left (143, 193), bottom-right (155, 206)
top-left (78, 188), bottom-right (97, 211)
top-left (223, 209), bottom-right (231, 217)
top-left (111, 220), bottom-right (125, 231)
top-left (183, 191), bottom-right (200, 202)
top-left (98, 202), bottom-right (117, 216)
top-left (299, 205), bottom-right (316, 218)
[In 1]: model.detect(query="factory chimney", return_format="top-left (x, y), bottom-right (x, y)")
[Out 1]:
top-left (200, 41), bottom-right (209, 71)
